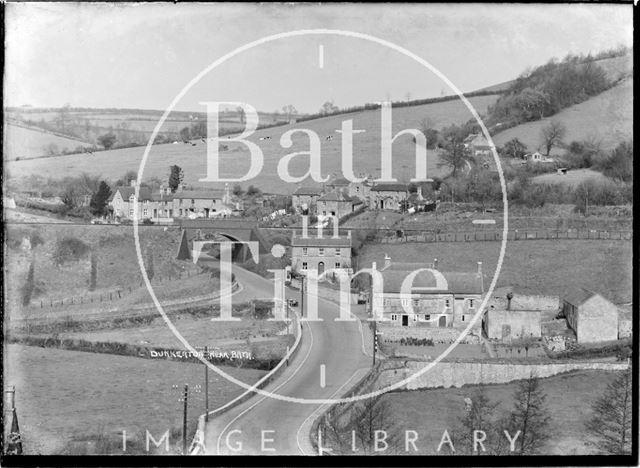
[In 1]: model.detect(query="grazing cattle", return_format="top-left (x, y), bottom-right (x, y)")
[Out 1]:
top-left (191, 143), bottom-right (197, 146)
top-left (325, 135), bottom-right (333, 141)
top-left (259, 136), bottom-right (272, 141)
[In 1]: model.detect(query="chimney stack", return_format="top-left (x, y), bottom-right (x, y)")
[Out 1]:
top-left (332, 216), bottom-right (340, 238)
top-left (301, 216), bottom-right (309, 238)
top-left (477, 261), bottom-right (482, 274)
top-left (433, 258), bottom-right (438, 270)
top-left (129, 179), bottom-right (136, 188)
top-left (384, 254), bottom-right (391, 269)
top-left (347, 230), bottom-right (352, 238)
top-left (372, 261), bottom-right (377, 271)
top-left (417, 185), bottom-right (423, 199)
top-left (317, 223), bottom-right (323, 239)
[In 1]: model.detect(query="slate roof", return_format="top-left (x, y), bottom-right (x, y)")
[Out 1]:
top-left (113, 186), bottom-right (152, 201)
top-left (291, 235), bottom-right (352, 248)
top-left (293, 186), bottom-right (323, 196)
top-left (380, 268), bottom-right (483, 294)
top-left (370, 183), bottom-right (408, 192)
top-left (563, 287), bottom-right (597, 307)
top-left (327, 176), bottom-right (351, 187)
top-left (173, 190), bottom-right (225, 200)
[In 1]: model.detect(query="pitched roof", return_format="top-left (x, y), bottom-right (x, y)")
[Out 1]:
top-left (113, 186), bottom-right (152, 201)
top-left (150, 193), bottom-right (175, 201)
top-left (563, 287), bottom-right (597, 307)
top-left (293, 186), bottom-right (323, 196)
top-left (173, 190), bottom-right (224, 200)
top-left (318, 191), bottom-right (348, 202)
top-left (327, 176), bottom-right (351, 187)
top-left (380, 268), bottom-right (483, 294)
top-left (291, 234), bottom-right (352, 248)
top-left (370, 183), bottom-right (408, 192)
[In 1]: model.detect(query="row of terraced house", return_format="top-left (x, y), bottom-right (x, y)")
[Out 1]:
top-left (108, 180), bottom-right (243, 222)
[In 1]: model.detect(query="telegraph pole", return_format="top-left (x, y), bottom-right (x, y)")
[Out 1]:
top-left (373, 319), bottom-right (378, 365)
top-left (182, 384), bottom-right (188, 454)
top-left (204, 347), bottom-right (209, 422)
top-left (300, 275), bottom-right (305, 318)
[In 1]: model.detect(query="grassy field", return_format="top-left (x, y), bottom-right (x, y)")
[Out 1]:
top-left (4, 95), bottom-right (499, 194)
top-left (3, 344), bottom-right (267, 454)
top-left (381, 369), bottom-right (623, 455)
top-left (492, 77), bottom-right (632, 154)
top-left (5, 224), bottom-right (201, 315)
top-left (532, 168), bottom-right (609, 187)
top-left (358, 239), bottom-right (632, 303)
top-left (4, 124), bottom-right (91, 161)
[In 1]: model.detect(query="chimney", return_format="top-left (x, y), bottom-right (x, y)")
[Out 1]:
top-left (433, 258), bottom-right (438, 270)
top-left (301, 216), bottom-right (309, 238)
top-left (317, 223), bottom-right (323, 239)
top-left (384, 254), bottom-right (391, 269)
top-left (477, 261), bottom-right (482, 274)
top-left (417, 185), bottom-right (423, 199)
top-left (332, 216), bottom-right (340, 238)
top-left (347, 230), bottom-right (352, 238)
top-left (129, 179), bottom-right (136, 188)
top-left (372, 261), bottom-right (377, 271)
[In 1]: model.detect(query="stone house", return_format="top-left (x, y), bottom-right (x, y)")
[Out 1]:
top-left (371, 256), bottom-right (484, 330)
top-left (290, 229), bottom-right (352, 276)
top-left (524, 152), bottom-right (554, 163)
top-left (484, 310), bottom-right (542, 340)
top-left (368, 183), bottom-right (408, 211)
top-left (109, 183), bottom-right (153, 220)
top-left (316, 190), bottom-right (364, 220)
top-left (292, 186), bottom-right (323, 215)
top-left (463, 133), bottom-right (492, 158)
top-left (561, 288), bottom-right (619, 343)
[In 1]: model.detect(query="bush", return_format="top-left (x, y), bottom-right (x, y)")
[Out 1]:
top-left (52, 237), bottom-right (90, 266)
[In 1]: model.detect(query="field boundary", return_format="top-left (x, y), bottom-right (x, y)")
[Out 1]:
top-left (380, 228), bottom-right (632, 244)
top-left (189, 305), bottom-right (303, 455)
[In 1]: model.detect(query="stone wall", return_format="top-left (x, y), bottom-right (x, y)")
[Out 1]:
top-left (375, 360), bottom-right (629, 390)
top-left (379, 323), bottom-right (481, 344)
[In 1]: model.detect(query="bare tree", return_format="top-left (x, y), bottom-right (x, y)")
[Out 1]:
top-left (539, 120), bottom-right (567, 156)
top-left (437, 140), bottom-right (473, 178)
top-left (505, 374), bottom-right (551, 454)
top-left (452, 386), bottom-right (502, 455)
top-left (281, 104), bottom-right (298, 121)
top-left (586, 367), bottom-right (632, 454)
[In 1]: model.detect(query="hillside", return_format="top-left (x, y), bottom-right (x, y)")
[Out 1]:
top-left (4, 124), bottom-right (91, 161)
top-left (5, 94), bottom-right (500, 193)
top-left (492, 77), bottom-right (632, 154)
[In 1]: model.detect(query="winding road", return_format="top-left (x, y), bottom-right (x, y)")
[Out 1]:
top-left (201, 264), bottom-right (371, 455)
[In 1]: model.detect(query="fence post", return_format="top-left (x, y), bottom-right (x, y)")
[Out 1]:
top-left (41, 301), bottom-right (43, 308)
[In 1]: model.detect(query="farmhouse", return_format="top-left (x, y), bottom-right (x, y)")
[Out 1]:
top-left (463, 133), bottom-right (492, 158)
top-left (316, 190), bottom-right (364, 220)
top-left (371, 256), bottom-right (484, 330)
top-left (525, 152), bottom-right (554, 163)
top-left (561, 288), bottom-right (619, 343)
top-left (292, 186), bottom-right (323, 215)
top-left (109, 183), bottom-right (153, 219)
top-left (290, 229), bottom-right (352, 276)
top-left (369, 183), bottom-right (408, 211)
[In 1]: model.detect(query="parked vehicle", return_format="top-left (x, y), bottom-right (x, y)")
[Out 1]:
top-left (288, 298), bottom-right (299, 307)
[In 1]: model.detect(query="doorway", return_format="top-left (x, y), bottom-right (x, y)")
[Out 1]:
top-left (402, 315), bottom-right (409, 326)
top-left (318, 262), bottom-right (325, 275)
top-left (439, 315), bottom-right (447, 327)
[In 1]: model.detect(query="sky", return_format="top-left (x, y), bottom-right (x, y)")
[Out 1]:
top-left (4, 3), bottom-right (633, 114)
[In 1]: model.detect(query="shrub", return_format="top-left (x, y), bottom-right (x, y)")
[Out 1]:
top-left (52, 237), bottom-right (90, 266)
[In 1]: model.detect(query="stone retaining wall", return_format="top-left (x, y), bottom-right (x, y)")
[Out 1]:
top-left (375, 360), bottom-right (629, 390)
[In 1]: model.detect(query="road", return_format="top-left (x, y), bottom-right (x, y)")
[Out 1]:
top-left (200, 263), bottom-right (371, 455)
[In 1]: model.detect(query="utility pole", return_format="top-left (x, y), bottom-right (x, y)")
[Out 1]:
top-left (373, 319), bottom-right (377, 365)
top-left (182, 384), bottom-right (188, 455)
top-left (204, 347), bottom-right (209, 422)
top-left (300, 275), bottom-right (305, 318)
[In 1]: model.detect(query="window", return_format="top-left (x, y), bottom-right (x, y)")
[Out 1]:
top-left (129, 208), bottom-right (134, 217)
top-left (143, 209), bottom-right (148, 217)
top-left (445, 299), bottom-right (451, 308)
top-left (335, 248), bottom-right (341, 256)
top-left (469, 299), bottom-right (474, 309)
top-left (318, 248), bottom-right (324, 256)
top-left (391, 314), bottom-right (397, 321)
top-left (413, 299), bottom-right (420, 307)
top-left (384, 299), bottom-right (389, 306)
top-left (302, 247), bottom-right (308, 256)
top-left (402, 298), bottom-right (410, 307)
top-left (461, 315), bottom-right (465, 322)
top-left (179, 199), bottom-right (183, 205)
top-left (143, 200), bottom-right (149, 205)
top-left (191, 199), bottom-right (195, 204)
top-left (302, 262), bottom-right (308, 270)
top-left (356, 186), bottom-right (360, 193)
top-left (425, 314), bottom-right (431, 321)
top-left (335, 262), bottom-right (341, 269)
